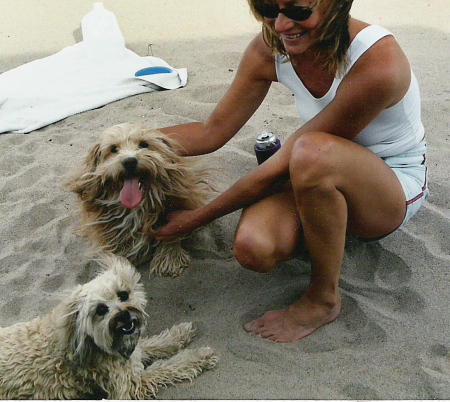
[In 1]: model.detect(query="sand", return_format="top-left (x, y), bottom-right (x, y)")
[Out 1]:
top-left (1, 0), bottom-right (449, 399)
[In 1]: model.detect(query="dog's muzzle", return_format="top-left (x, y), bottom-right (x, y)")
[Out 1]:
top-left (120, 157), bottom-right (143, 210)
top-left (116, 310), bottom-right (138, 334)
top-left (122, 157), bottom-right (138, 174)
top-left (111, 309), bottom-right (143, 359)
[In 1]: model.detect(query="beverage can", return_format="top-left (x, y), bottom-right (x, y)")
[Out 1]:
top-left (254, 131), bottom-right (281, 165)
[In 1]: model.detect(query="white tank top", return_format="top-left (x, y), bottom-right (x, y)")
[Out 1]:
top-left (276, 25), bottom-right (424, 157)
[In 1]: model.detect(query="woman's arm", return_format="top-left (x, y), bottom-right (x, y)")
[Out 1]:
top-left (159, 34), bottom-right (277, 156)
top-left (152, 33), bottom-right (412, 240)
top-left (153, 156), bottom-right (289, 241)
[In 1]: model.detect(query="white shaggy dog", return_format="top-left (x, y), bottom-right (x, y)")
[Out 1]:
top-left (63, 123), bottom-right (213, 277)
top-left (0, 256), bottom-right (218, 399)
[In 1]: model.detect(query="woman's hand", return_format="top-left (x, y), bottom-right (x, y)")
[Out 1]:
top-left (148, 210), bottom-right (202, 242)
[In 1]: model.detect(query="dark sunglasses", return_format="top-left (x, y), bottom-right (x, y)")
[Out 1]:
top-left (254, 2), bottom-right (316, 21)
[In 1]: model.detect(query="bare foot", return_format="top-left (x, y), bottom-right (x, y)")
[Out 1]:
top-left (244, 294), bottom-right (341, 343)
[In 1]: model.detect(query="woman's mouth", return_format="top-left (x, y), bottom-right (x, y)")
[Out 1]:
top-left (282, 31), bottom-right (308, 41)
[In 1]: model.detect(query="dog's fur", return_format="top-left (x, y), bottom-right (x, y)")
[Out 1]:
top-left (63, 123), bottom-right (213, 277)
top-left (0, 256), bottom-right (218, 399)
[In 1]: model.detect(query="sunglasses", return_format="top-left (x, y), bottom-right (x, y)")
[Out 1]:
top-left (254, 2), bottom-right (317, 22)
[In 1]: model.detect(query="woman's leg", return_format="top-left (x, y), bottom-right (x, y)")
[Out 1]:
top-left (233, 189), bottom-right (301, 273)
top-left (242, 132), bottom-right (407, 343)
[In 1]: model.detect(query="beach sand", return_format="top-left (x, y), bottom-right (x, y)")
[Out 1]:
top-left (1, 0), bottom-right (449, 398)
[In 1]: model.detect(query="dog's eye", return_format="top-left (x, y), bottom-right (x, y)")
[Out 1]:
top-left (117, 291), bottom-right (129, 302)
top-left (139, 141), bottom-right (149, 149)
top-left (96, 304), bottom-right (109, 316)
top-left (110, 145), bottom-right (118, 154)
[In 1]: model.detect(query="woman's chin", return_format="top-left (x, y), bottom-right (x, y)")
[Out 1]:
top-left (282, 37), bottom-right (312, 56)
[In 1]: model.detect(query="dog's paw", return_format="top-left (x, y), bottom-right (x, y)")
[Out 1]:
top-left (142, 346), bottom-right (218, 391)
top-left (188, 346), bottom-right (219, 370)
top-left (150, 242), bottom-right (190, 277)
top-left (139, 322), bottom-right (197, 363)
top-left (167, 322), bottom-right (196, 348)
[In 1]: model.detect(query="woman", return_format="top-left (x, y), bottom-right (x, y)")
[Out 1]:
top-left (152, 0), bottom-right (429, 343)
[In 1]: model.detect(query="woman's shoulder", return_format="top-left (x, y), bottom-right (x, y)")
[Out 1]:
top-left (246, 33), bottom-right (275, 62)
top-left (346, 20), bottom-right (411, 106)
top-left (349, 22), bottom-right (409, 75)
top-left (241, 33), bottom-right (278, 81)
top-left (349, 19), bottom-right (404, 59)
top-left (349, 19), bottom-right (371, 40)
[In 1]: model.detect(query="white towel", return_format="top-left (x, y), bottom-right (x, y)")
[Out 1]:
top-left (0, 40), bottom-right (187, 134)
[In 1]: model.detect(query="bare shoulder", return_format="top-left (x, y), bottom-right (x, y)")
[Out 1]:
top-left (346, 22), bottom-right (411, 106)
top-left (240, 33), bottom-right (278, 82)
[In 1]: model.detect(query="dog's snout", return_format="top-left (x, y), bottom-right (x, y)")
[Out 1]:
top-left (111, 309), bottom-right (142, 359)
top-left (116, 310), bottom-right (131, 324)
top-left (122, 157), bottom-right (138, 173)
top-left (114, 310), bottom-right (139, 336)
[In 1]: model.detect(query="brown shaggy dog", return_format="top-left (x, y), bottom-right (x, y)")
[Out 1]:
top-left (63, 123), bottom-right (213, 277)
top-left (0, 256), bottom-right (218, 399)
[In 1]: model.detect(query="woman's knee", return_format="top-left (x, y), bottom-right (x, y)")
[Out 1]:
top-left (233, 226), bottom-right (277, 273)
top-left (289, 132), bottom-right (341, 187)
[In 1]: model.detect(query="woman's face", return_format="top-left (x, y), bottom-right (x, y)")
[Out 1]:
top-left (264, 0), bottom-right (324, 56)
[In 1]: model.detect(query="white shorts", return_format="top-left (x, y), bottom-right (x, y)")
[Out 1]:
top-left (383, 139), bottom-right (429, 229)
top-left (354, 139), bottom-right (429, 244)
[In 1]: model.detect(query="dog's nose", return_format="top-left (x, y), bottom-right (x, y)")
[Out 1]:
top-left (122, 157), bottom-right (138, 172)
top-left (114, 310), bottom-right (138, 335)
top-left (116, 310), bottom-right (131, 324)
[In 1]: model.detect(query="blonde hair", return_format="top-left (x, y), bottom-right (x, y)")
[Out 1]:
top-left (248, 0), bottom-right (354, 75)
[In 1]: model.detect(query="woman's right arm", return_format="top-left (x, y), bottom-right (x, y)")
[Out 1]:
top-left (159, 34), bottom-right (277, 156)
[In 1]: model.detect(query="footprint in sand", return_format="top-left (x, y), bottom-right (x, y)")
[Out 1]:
top-left (286, 238), bottom-right (425, 353)
top-left (341, 383), bottom-right (380, 400)
top-left (403, 199), bottom-right (450, 259)
top-left (420, 344), bottom-right (450, 398)
top-left (340, 239), bottom-right (426, 318)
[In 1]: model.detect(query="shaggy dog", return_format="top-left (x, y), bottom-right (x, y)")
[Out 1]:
top-left (63, 123), bottom-right (213, 277)
top-left (0, 256), bottom-right (218, 399)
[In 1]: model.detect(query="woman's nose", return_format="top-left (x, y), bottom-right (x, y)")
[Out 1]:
top-left (274, 12), bottom-right (296, 33)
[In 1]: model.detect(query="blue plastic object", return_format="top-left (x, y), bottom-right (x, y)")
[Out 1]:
top-left (135, 66), bottom-right (173, 77)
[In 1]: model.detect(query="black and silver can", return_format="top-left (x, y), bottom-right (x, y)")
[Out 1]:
top-left (254, 131), bottom-right (281, 165)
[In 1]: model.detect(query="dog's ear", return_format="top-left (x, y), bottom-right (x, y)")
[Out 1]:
top-left (55, 287), bottom-right (81, 355)
top-left (85, 143), bottom-right (102, 172)
top-left (156, 133), bottom-right (185, 166)
top-left (70, 332), bottom-right (98, 368)
top-left (55, 287), bottom-right (97, 368)
top-left (160, 136), bottom-right (172, 148)
top-left (62, 143), bottom-right (103, 197)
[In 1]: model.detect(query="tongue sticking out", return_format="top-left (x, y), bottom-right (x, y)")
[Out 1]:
top-left (120, 178), bottom-right (143, 209)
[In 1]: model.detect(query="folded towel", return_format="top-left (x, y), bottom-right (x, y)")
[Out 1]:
top-left (0, 26), bottom-right (187, 134)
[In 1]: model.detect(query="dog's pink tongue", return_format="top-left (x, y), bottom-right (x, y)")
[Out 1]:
top-left (120, 178), bottom-right (143, 209)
